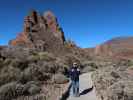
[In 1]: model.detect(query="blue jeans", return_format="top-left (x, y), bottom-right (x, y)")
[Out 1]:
top-left (71, 80), bottom-right (79, 96)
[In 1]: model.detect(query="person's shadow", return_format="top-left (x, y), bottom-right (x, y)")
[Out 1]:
top-left (79, 86), bottom-right (93, 96)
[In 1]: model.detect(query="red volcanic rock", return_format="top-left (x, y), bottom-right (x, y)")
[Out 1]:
top-left (24, 16), bottom-right (32, 33)
top-left (9, 10), bottom-right (66, 52)
top-left (44, 11), bottom-right (57, 33)
top-left (9, 32), bottom-right (33, 48)
top-left (44, 11), bottom-right (65, 42)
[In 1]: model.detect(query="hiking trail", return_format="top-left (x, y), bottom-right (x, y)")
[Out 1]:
top-left (67, 72), bottom-right (100, 100)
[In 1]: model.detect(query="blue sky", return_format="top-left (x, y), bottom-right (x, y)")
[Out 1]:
top-left (0, 0), bottom-right (133, 48)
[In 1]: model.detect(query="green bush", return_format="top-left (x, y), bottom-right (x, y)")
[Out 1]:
top-left (27, 52), bottom-right (56, 62)
top-left (27, 55), bottom-right (40, 62)
top-left (38, 52), bottom-right (56, 61)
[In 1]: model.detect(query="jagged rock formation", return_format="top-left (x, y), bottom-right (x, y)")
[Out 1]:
top-left (9, 10), bottom-right (66, 53)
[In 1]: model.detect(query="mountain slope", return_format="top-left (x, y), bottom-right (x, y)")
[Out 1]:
top-left (94, 37), bottom-right (133, 59)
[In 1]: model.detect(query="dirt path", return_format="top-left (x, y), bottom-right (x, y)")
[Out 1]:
top-left (67, 73), bottom-right (100, 100)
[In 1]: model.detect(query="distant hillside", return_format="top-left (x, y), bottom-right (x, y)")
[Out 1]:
top-left (93, 36), bottom-right (133, 59)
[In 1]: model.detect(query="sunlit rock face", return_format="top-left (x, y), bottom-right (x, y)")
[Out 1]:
top-left (9, 10), bottom-right (66, 52)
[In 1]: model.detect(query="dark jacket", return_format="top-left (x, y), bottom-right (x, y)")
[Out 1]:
top-left (69, 67), bottom-right (80, 81)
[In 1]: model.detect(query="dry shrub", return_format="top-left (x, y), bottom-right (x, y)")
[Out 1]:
top-left (64, 39), bottom-right (76, 49)
top-left (27, 52), bottom-right (56, 62)
top-left (63, 54), bottom-right (80, 66)
top-left (0, 66), bottom-right (21, 86)
top-left (0, 81), bottom-right (42, 100)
